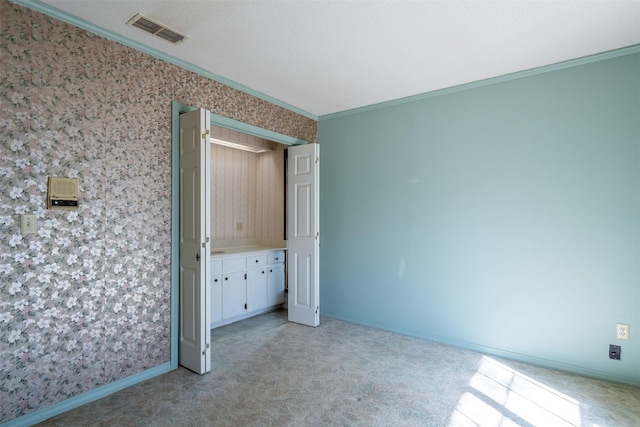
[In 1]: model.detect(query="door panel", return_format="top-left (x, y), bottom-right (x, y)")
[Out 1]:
top-left (222, 271), bottom-right (246, 319)
top-left (295, 184), bottom-right (311, 237)
top-left (267, 264), bottom-right (285, 306)
top-left (287, 144), bottom-right (319, 327)
top-left (247, 269), bottom-right (268, 312)
top-left (211, 275), bottom-right (222, 324)
top-left (294, 252), bottom-right (311, 306)
top-left (180, 268), bottom-right (197, 343)
top-left (179, 108), bottom-right (211, 374)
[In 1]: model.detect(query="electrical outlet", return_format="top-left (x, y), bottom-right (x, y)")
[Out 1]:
top-left (616, 323), bottom-right (630, 340)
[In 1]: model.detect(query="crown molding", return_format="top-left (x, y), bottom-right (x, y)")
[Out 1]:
top-left (320, 44), bottom-right (640, 121)
top-left (11, 0), bottom-right (318, 121)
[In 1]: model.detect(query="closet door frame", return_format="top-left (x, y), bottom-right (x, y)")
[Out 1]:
top-left (170, 101), bottom-right (309, 368)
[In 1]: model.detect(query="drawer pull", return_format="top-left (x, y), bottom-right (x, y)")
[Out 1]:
top-left (255, 259), bottom-right (259, 263)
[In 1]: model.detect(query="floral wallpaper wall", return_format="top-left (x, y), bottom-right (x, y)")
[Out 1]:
top-left (0, 1), bottom-right (317, 423)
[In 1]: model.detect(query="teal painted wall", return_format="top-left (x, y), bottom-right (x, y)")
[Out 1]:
top-left (318, 53), bottom-right (640, 386)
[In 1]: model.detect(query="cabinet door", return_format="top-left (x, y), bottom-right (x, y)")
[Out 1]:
top-left (222, 271), bottom-right (246, 319)
top-left (211, 274), bottom-right (222, 324)
top-left (246, 268), bottom-right (267, 313)
top-left (267, 264), bottom-right (285, 306)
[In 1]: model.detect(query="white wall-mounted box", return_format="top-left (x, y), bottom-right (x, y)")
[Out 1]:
top-left (47, 177), bottom-right (79, 210)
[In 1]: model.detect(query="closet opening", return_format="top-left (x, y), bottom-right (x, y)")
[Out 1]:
top-left (208, 125), bottom-right (290, 329)
top-left (173, 102), bottom-right (319, 373)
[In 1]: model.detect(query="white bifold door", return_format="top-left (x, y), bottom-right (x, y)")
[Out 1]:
top-left (178, 110), bottom-right (320, 373)
top-left (287, 143), bottom-right (320, 327)
top-left (179, 108), bottom-right (211, 374)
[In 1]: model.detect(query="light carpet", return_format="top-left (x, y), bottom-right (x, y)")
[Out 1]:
top-left (38, 310), bottom-right (640, 426)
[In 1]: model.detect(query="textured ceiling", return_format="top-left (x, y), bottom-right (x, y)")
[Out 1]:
top-left (38, 0), bottom-right (640, 117)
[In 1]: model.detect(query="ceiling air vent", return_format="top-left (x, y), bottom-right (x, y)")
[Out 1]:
top-left (126, 14), bottom-right (186, 44)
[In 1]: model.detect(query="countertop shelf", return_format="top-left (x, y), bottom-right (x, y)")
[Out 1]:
top-left (210, 240), bottom-right (287, 257)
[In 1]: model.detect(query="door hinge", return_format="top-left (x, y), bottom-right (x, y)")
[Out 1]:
top-left (315, 305), bottom-right (319, 314)
top-left (244, 273), bottom-right (247, 280)
top-left (244, 303), bottom-right (247, 310)
top-left (315, 232), bottom-right (319, 240)
top-left (201, 129), bottom-right (210, 139)
top-left (202, 237), bottom-right (209, 248)
top-left (315, 157), bottom-right (319, 164)
top-left (201, 342), bottom-right (210, 355)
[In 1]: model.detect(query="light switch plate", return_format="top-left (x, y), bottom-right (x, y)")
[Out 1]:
top-left (21, 214), bottom-right (37, 235)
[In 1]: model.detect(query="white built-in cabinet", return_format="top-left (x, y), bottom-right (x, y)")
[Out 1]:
top-left (210, 249), bottom-right (285, 328)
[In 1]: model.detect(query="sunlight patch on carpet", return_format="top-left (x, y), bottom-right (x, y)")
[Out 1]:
top-left (448, 356), bottom-right (581, 426)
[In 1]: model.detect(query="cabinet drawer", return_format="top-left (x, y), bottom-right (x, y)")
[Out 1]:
top-left (268, 251), bottom-right (285, 264)
top-left (246, 255), bottom-right (267, 267)
top-left (222, 257), bottom-right (245, 272)
top-left (211, 259), bottom-right (222, 275)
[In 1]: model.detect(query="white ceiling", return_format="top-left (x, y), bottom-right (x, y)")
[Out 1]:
top-left (39, 1), bottom-right (640, 117)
